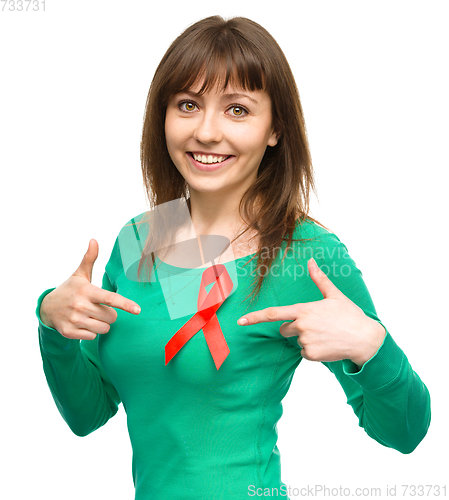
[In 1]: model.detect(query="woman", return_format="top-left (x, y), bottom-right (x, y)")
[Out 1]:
top-left (36, 16), bottom-right (431, 499)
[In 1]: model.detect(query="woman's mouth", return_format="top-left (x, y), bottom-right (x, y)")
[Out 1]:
top-left (187, 152), bottom-right (234, 171)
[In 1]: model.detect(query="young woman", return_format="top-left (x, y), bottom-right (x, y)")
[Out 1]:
top-left (36, 16), bottom-right (431, 499)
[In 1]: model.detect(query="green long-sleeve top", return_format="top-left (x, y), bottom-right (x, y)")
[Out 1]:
top-left (37, 215), bottom-right (431, 499)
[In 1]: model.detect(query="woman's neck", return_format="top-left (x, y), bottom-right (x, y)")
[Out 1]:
top-left (187, 192), bottom-right (245, 237)
top-left (183, 194), bottom-right (260, 265)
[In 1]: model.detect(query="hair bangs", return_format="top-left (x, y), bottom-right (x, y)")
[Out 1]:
top-left (164, 29), bottom-right (267, 100)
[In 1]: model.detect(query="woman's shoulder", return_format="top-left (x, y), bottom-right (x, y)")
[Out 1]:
top-left (116, 210), bottom-right (151, 239)
top-left (107, 210), bottom-right (151, 274)
top-left (294, 216), bottom-right (336, 241)
top-left (291, 216), bottom-right (351, 263)
top-left (124, 210), bottom-right (150, 226)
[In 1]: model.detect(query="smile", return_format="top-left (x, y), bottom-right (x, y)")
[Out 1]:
top-left (187, 152), bottom-right (235, 172)
top-left (190, 152), bottom-right (231, 164)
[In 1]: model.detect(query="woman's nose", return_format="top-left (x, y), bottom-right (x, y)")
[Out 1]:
top-left (193, 111), bottom-right (223, 144)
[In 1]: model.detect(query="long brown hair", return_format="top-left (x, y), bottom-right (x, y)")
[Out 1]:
top-left (136, 15), bottom-right (328, 307)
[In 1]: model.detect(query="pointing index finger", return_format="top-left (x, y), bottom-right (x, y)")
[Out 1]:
top-left (237, 305), bottom-right (299, 325)
top-left (93, 287), bottom-right (141, 315)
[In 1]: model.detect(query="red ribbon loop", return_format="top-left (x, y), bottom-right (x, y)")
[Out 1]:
top-left (165, 264), bottom-right (233, 370)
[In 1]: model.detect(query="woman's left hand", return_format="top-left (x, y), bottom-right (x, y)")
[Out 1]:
top-left (237, 258), bottom-right (386, 369)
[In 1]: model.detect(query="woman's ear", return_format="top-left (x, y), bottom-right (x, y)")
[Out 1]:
top-left (267, 127), bottom-right (280, 147)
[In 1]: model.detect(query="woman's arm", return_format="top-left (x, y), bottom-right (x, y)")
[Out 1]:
top-left (233, 223), bottom-right (431, 453)
top-left (37, 271), bottom-right (121, 437)
top-left (315, 232), bottom-right (431, 453)
top-left (322, 328), bottom-right (431, 454)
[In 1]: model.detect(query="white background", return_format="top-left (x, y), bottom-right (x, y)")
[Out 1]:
top-left (1, 1), bottom-right (447, 498)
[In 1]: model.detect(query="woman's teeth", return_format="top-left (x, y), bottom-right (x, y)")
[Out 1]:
top-left (192, 153), bottom-right (229, 164)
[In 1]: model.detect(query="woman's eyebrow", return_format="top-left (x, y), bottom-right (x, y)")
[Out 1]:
top-left (221, 93), bottom-right (259, 104)
top-left (180, 90), bottom-right (259, 105)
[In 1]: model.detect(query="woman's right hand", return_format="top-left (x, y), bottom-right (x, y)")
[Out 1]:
top-left (39, 239), bottom-right (141, 340)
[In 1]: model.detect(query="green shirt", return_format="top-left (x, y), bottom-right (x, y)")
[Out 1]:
top-left (36, 215), bottom-right (431, 499)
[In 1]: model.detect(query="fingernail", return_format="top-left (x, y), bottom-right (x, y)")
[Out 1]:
top-left (237, 318), bottom-right (248, 325)
top-left (132, 306), bottom-right (141, 314)
top-left (310, 258), bottom-right (318, 271)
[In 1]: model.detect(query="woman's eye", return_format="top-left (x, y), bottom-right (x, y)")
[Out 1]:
top-left (179, 101), bottom-right (198, 112)
top-left (228, 106), bottom-right (248, 117)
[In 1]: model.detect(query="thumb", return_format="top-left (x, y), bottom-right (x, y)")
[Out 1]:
top-left (73, 239), bottom-right (99, 283)
top-left (308, 257), bottom-right (340, 299)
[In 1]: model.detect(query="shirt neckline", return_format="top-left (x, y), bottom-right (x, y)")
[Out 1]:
top-left (153, 251), bottom-right (257, 275)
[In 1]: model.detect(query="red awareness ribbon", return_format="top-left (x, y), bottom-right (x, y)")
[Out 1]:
top-left (165, 264), bottom-right (233, 370)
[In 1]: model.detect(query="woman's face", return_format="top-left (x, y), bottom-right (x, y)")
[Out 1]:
top-left (165, 80), bottom-right (278, 200)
